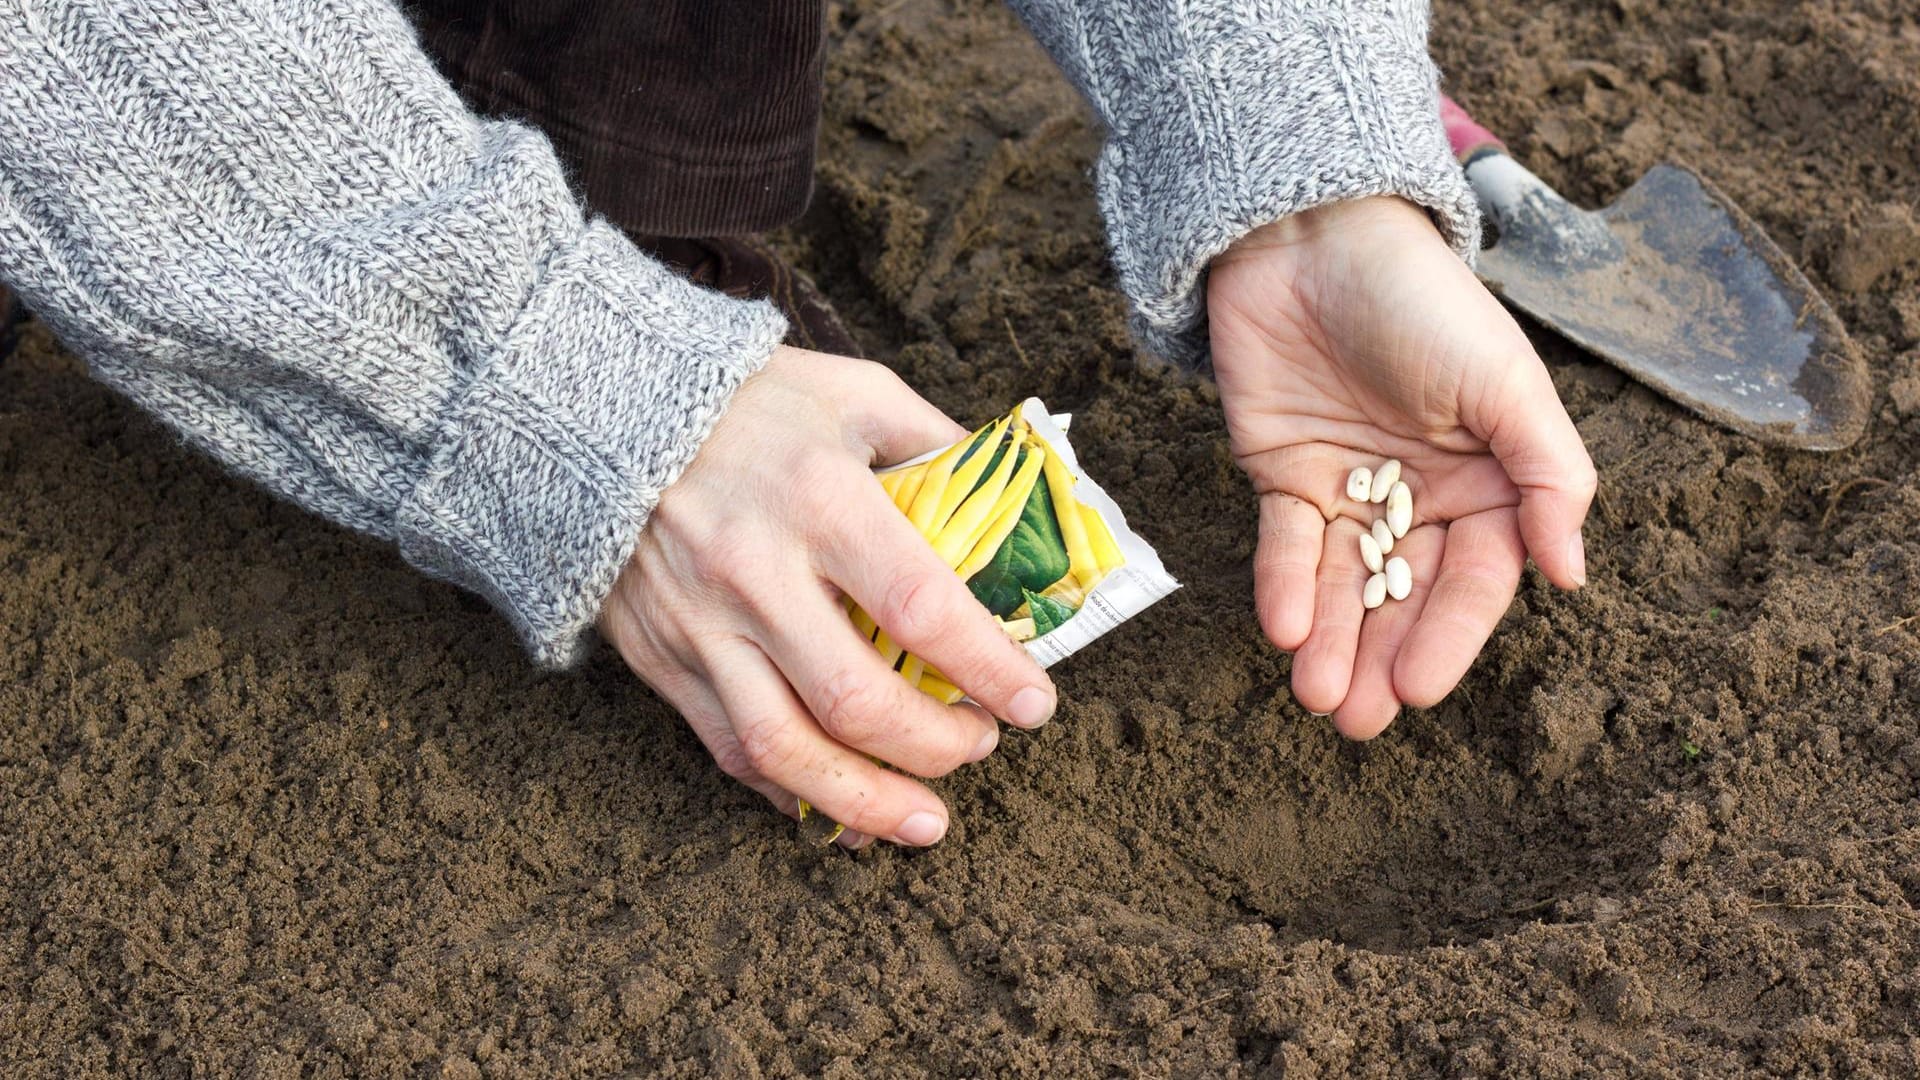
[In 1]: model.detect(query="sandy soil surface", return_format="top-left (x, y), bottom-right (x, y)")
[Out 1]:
top-left (5, 0), bottom-right (1920, 1075)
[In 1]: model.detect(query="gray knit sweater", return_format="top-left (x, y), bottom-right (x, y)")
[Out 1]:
top-left (0, 1), bottom-right (1475, 667)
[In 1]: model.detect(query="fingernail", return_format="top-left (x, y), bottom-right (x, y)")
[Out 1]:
top-left (1008, 687), bottom-right (1055, 729)
top-left (968, 726), bottom-right (1000, 763)
top-left (894, 812), bottom-right (947, 846)
top-left (1567, 530), bottom-right (1587, 587)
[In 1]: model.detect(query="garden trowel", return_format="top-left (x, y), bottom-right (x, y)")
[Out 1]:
top-left (1441, 96), bottom-right (1868, 451)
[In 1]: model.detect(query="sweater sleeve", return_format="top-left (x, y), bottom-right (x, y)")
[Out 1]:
top-left (1005, 0), bottom-right (1480, 367)
top-left (0, 1), bottom-right (787, 667)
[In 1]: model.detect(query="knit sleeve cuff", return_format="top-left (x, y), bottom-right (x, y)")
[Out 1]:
top-left (1088, 2), bottom-right (1480, 368)
top-left (395, 220), bottom-right (786, 667)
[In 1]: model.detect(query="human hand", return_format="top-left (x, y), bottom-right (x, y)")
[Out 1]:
top-left (1207, 196), bottom-right (1596, 738)
top-left (598, 346), bottom-right (1057, 848)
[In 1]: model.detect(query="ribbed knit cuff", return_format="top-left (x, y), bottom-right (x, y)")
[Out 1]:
top-left (1084, 2), bottom-right (1481, 368)
top-left (396, 220), bottom-right (787, 667)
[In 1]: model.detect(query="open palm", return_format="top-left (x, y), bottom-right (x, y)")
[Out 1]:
top-left (1207, 197), bottom-right (1595, 738)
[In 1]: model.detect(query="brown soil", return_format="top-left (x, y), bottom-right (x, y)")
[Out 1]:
top-left (5, 0), bottom-right (1920, 1075)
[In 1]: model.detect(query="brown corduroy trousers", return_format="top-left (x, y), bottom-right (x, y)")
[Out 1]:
top-left (411, 1), bottom-right (827, 238)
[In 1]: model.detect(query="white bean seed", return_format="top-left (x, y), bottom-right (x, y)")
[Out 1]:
top-left (1371, 519), bottom-right (1395, 556)
top-left (1385, 556), bottom-right (1412, 600)
top-left (1370, 459), bottom-right (1400, 503)
top-left (1386, 481), bottom-right (1412, 538)
top-left (1359, 532), bottom-right (1384, 574)
top-left (1346, 466), bottom-right (1373, 502)
top-left (1363, 572), bottom-right (1388, 609)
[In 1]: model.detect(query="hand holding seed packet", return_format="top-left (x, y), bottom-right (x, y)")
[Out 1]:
top-left (803, 400), bottom-right (1177, 843)
top-left (853, 399), bottom-right (1179, 699)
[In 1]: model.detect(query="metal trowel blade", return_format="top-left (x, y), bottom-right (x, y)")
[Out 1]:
top-left (1476, 162), bottom-right (1868, 451)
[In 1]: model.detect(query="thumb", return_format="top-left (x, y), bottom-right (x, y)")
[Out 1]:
top-left (1467, 348), bottom-right (1596, 589)
top-left (847, 362), bottom-right (969, 467)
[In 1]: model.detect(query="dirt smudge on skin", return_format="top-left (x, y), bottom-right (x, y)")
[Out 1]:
top-left (4, 0), bottom-right (1920, 1075)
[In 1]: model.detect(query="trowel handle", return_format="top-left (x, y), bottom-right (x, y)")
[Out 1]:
top-left (1440, 94), bottom-right (1581, 243)
top-left (1440, 95), bottom-right (1507, 164)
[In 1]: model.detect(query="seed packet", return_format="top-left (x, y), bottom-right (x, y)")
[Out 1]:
top-left (858, 398), bottom-right (1180, 701)
top-left (804, 400), bottom-right (1179, 843)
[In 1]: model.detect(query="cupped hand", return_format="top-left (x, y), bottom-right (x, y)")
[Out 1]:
top-left (1208, 196), bottom-right (1596, 738)
top-left (598, 346), bottom-right (1057, 848)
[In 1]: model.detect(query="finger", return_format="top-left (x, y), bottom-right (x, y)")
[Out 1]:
top-left (681, 693), bottom-right (882, 849)
top-left (1240, 443), bottom-right (1409, 522)
top-left (655, 675), bottom-right (793, 808)
top-left (834, 359), bottom-right (970, 467)
top-left (1289, 517), bottom-right (1370, 716)
top-left (1334, 525), bottom-right (1442, 739)
top-left (702, 637), bottom-right (953, 846)
top-left (617, 644), bottom-right (874, 850)
top-left (599, 589), bottom-right (785, 803)
top-left (758, 585), bottom-right (1000, 778)
top-left (1254, 492), bottom-right (1324, 651)
top-left (1393, 508), bottom-right (1525, 709)
top-left (1467, 352), bottom-right (1595, 589)
top-left (818, 473), bottom-right (1057, 730)
top-left (1406, 454), bottom-right (1516, 524)
top-left (637, 663), bottom-right (876, 849)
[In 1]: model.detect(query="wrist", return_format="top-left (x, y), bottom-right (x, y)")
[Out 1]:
top-left (1213, 196), bottom-right (1442, 272)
